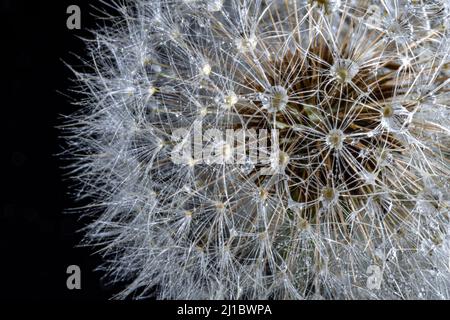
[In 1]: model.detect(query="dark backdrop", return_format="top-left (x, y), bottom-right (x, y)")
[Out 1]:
top-left (1, 0), bottom-right (120, 301)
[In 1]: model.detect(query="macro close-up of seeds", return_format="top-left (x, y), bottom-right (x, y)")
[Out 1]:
top-left (63, 0), bottom-right (450, 299)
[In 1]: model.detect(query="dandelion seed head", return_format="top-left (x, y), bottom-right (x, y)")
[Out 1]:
top-left (64, 0), bottom-right (450, 300)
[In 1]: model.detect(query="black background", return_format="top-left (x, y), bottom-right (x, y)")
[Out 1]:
top-left (1, 0), bottom-right (118, 301)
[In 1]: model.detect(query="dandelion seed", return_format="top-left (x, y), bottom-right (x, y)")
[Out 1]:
top-left (218, 91), bottom-right (238, 109)
top-left (326, 129), bottom-right (345, 150)
top-left (262, 86), bottom-right (289, 113)
top-left (200, 62), bottom-right (212, 76)
top-left (331, 59), bottom-right (359, 84)
top-left (321, 186), bottom-right (339, 206)
top-left (381, 104), bottom-right (412, 133)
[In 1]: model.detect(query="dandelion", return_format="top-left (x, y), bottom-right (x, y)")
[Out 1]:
top-left (64, 0), bottom-right (450, 299)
